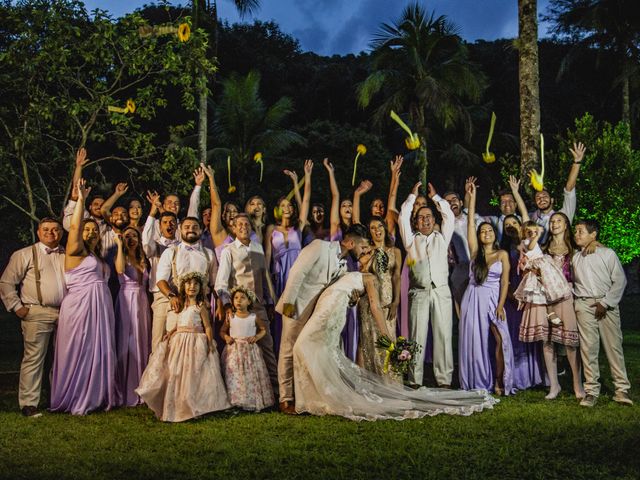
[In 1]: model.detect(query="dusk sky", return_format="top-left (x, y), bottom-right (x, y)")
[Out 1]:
top-left (85, 0), bottom-right (553, 56)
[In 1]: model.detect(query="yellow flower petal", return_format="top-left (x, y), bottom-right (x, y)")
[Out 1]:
top-left (405, 135), bottom-right (420, 150)
top-left (529, 169), bottom-right (544, 191)
top-left (177, 23), bottom-right (190, 42)
top-left (228, 185), bottom-right (236, 194)
top-left (357, 144), bottom-right (367, 155)
top-left (253, 152), bottom-right (263, 161)
top-left (125, 99), bottom-right (136, 114)
top-left (482, 152), bottom-right (496, 164)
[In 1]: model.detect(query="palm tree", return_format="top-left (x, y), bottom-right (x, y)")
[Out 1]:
top-left (357, 3), bottom-right (485, 185)
top-left (518, 0), bottom-right (541, 177)
top-left (191, 0), bottom-right (261, 165)
top-left (545, 0), bottom-right (640, 127)
top-left (208, 70), bottom-right (304, 198)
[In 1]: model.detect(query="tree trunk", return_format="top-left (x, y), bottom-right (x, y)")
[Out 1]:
top-left (198, 85), bottom-right (207, 165)
top-left (518, 0), bottom-right (541, 179)
top-left (622, 75), bottom-right (630, 125)
top-left (17, 139), bottom-right (37, 242)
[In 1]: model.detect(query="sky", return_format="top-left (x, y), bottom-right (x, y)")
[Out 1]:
top-left (85, 0), bottom-right (553, 56)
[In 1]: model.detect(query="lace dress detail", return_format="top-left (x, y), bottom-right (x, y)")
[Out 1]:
top-left (293, 272), bottom-right (497, 421)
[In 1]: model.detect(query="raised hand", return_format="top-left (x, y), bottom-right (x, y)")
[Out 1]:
top-left (75, 148), bottom-right (89, 167)
top-left (508, 175), bottom-right (520, 193)
top-left (283, 169), bottom-right (299, 183)
top-left (390, 155), bottom-right (404, 174)
top-left (323, 158), bottom-right (334, 174)
top-left (304, 159), bottom-right (313, 175)
top-left (466, 180), bottom-right (477, 197)
top-left (570, 142), bottom-right (586, 163)
top-left (465, 176), bottom-right (477, 191)
top-left (76, 178), bottom-right (91, 202)
top-left (355, 180), bottom-right (373, 195)
top-left (193, 166), bottom-right (205, 186)
top-left (114, 182), bottom-right (128, 196)
top-left (427, 182), bottom-right (437, 199)
top-left (201, 163), bottom-right (214, 178)
top-left (411, 181), bottom-right (422, 196)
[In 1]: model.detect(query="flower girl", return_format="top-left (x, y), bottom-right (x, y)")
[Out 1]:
top-left (136, 272), bottom-right (230, 422)
top-left (220, 286), bottom-right (275, 411)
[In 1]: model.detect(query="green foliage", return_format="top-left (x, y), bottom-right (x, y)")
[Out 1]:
top-left (556, 114), bottom-right (640, 263)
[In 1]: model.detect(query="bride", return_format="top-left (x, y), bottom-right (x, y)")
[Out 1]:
top-left (293, 265), bottom-right (497, 421)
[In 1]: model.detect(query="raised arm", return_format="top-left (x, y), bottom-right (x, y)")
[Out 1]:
top-left (508, 175), bottom-right (529, 222)
top-left (203, 164), bottom-right (229, 247)
top-left (428, 183), bottom-right (454, 245)
top-left (352, 180), bottom-right (372, 225)
top-left (466, 180), bottom-right (479, 260)
top-left (187, 165), bottom-right (205, 218)
top-left (363, 273), bottom-right (391, 338)
top-left (142, 190), bottom-right (161, 258)
top-left (100, 182), bottom-right (128, 226)
top-left (565, 142), bottom-right (585, 192)
top-left (385, 156), bottom-right (403, 235)
top-left (283, 168), bottom-right (303, 218)
top-left (70, 148), bottom-right (89, 201)
top-left (299, 159), bottom-right (313, 230)
top-left (398, 182), bottom-right (420, 250)
top-left (66, 179), bottom-right (91, 258)
top-left (323, 159), bottom-right (341, 238)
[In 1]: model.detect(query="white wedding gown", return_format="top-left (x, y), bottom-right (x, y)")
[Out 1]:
top-left (293, 272), bottom-right (497, 421)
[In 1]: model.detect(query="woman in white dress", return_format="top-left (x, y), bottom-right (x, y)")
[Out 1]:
top-left (293, 271), bottom-right (497, 421)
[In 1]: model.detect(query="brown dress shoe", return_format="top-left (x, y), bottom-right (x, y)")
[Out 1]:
top-left (279, 401), bottom-right (297, 415)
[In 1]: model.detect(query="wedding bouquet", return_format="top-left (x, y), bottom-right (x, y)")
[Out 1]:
top-left (375, 335), bottom-right (421, 375)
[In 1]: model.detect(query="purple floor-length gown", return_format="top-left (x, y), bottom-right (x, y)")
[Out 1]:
top-left (115, 264), bottom-right (151, 406)
top-left (458, 261), bottom-right (514, 395)
top-left (50, 255), bottom-right (121, 414)
top-left (271, 227), bottom-right (302, 357)
top-left (505, 249), bottom-right (545, 390)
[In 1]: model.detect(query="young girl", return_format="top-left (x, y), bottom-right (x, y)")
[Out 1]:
top-left (220, 286), bottom-right (275, 411)
top-left (136, 272), bottom-right (230, 422)
top-left (515, 221), bottom-right (572, 344)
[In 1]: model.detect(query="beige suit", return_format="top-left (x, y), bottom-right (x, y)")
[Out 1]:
top-left (0, 243), bottom-right (65, 408)
top-left (275, 239), bottom-right (347, 401)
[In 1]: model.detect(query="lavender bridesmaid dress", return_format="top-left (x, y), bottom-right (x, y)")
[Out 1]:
top-left (458, 261), bottom-right (514, 395)
top-left (270, 227), bottom-right (301, 356)
top-left (505, 249), bottom-right (545, 390)
top-left (115, 264), bottom-right (151, 406)
top-left (50, 255), bottom-right (121, 414)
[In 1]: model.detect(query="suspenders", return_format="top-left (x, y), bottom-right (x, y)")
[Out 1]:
top-left (31, 245), bottom-right (44, 306)
top-left (170, 245), bottom-right (211, 289)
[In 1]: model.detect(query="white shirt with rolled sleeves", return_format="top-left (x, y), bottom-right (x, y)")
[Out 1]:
top-left (152, 185), bottom-right (202, 242)
top-left (530, 188), bottom-right (577, 244)
top-left (156, 241), bottom-right (217, 292)
top-left (398, 193), bottom-right (454, 288)
top-left (142, 216), bottom-right (180, 293)
top-left (0, 243), bottom-right (66, 311)
top-left (572, 246), bottom-right (627, 308)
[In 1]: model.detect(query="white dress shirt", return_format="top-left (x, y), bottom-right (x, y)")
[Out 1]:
top-left (0, 243), bottom-right (66, 311)
top-left (156, 241), bottom-right (217, 290)
top-left (142, 216), bottom-right (180, 293)
top-left (152, 185), bottom-right (202, 242)
top-left (399, 193), bottom-right (454, 289)
top-left (530, 188), bottom-right (577, 243)
top-left (572, 246), bottom-right (627, 308)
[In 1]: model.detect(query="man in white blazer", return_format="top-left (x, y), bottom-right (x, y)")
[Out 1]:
top-left (275, 224), bottom-right (370, 413)
top-left (399, 181), bottom-right (455, 388)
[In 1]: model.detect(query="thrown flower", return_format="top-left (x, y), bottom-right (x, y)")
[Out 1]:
top-left (390, 110), bottom-right (420, 151)
top-left (254, 152), bottom-right (264, 182)
top-left (482, 112), bottom-right (497, 163)
top-left (108, 98), bottom-right (136, 115)
top-left (227, 155), bottom-right (236, 194)
top-left (529, 133), bottom-right (545, 191)
top-left (351, 144), bottom-right (367, 186)
top-left (177, 23), bottom-right (190, 42)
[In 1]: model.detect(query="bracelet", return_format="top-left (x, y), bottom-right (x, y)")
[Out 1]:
top-left (573, 161), bottom-right (582, 165)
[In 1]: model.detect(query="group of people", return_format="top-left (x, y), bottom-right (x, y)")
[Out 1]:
top-left (0, 141), bottom-right (632, 422)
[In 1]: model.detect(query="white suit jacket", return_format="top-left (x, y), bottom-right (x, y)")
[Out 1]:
top-left (275, 239), bottom-right (345, 321)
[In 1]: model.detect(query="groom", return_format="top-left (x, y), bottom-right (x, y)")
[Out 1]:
top-left (276, 224), bottom-right (370, 414)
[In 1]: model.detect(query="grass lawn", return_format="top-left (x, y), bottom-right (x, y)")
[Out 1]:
top-left (1, 298), bottom-right (639, 479)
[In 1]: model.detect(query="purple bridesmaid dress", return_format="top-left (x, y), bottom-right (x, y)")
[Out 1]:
top-left (270, 227), bottom-right (302, 356)
top-left (458, 261), bottom-right (514, 394)
top-left (50, 255), bottom-right (121, 414)
top-left (115, 264), bottom-right (151, 406)
top-left (505, 249), bottom-right (545, 390)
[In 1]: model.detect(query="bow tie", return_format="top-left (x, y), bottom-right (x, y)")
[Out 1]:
top-left (184, 245), bottom-right (200, 252)
top-left (45, 247), bottom-right (62, 254)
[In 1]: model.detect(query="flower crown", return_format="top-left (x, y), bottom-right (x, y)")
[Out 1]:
top-left (229, 285), bottom-right (258, 306)
top-left (177, 271), bottom-right (206, 289)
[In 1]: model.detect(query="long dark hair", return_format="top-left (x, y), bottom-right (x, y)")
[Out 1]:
top-left (82, 218), bottom-right (103, 261)
top-left (472, 222), bottom-right (499, 285)
top-left (499, 214), bottom-right (522, 253)
top-left (368, 215), bottom-right (393, 248)
top-left (542, 212), bottom-right (576, 257)
top-left (178, 273), bottom-right (206, 312)
top-left (122, 226), bottom-right (147, 284)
